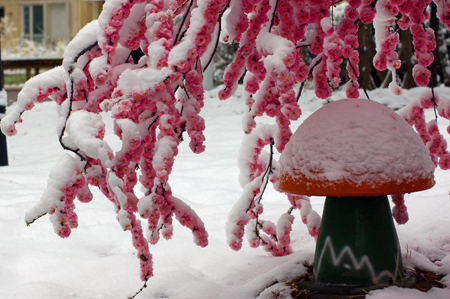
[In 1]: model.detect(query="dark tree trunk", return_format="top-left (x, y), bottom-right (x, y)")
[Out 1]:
top-left (358, 24), bottom-right (377, 90)
top-left (398, 29), bottom-right (415, 89)
top-left (430, 2), bottom-right (440, 88)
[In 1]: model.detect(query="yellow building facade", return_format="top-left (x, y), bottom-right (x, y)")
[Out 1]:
top-left (0, 0), bottom-right (104, 44)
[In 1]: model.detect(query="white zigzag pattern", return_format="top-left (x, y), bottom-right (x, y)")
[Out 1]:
top-left (315, 236), bottom-right (399, 284)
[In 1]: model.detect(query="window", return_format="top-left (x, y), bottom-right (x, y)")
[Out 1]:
top-left (23, 5), bottom-right (44, 43)
top-left (22, 3), bottom-right (71, 44)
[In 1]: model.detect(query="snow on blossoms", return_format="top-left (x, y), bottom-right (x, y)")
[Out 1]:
top-left (0, 0), bottom-right (229, 285)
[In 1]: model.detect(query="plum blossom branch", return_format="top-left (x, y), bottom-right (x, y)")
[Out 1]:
top-left (347, 58), bottom-right (371, 100)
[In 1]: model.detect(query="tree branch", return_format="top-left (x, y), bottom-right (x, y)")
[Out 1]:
top-left (347, 58), bottom-right (371, 100)
top-left (202, 0), bottom-right (231, 71)
top-left (173, 0), bottom-right (194, 46)
top-left (297, 56), bottom-right (323, 102)
top-left (269, 0), bottom-right (279, 33)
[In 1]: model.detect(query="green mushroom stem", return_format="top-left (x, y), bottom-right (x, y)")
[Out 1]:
top-left (300, 195), bottom-right (415, 294)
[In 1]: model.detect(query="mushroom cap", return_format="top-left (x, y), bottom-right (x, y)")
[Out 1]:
top-left (279, 99), bottom-right (435, 197)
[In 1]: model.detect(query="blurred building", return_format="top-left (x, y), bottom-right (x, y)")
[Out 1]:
top-left (0, 0), bottom-right (104, 44)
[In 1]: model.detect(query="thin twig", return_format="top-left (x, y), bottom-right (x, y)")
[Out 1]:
top-left (174, 0), bottom-right (191, 14)
top-left (431, 86), bottom-right (438, 121)
top-left (297, 56), bottom-right (323, 102)
top-left (59, 41), bottom-right (99, 160)
top-left (67, 42), bottom-right (98, 73)
top-left (254, 140), bottom-right (274, 204)
top-left (269, 0), bottom-right (279, 33)
top-left (128, 280), bottom-right (148, 299)
top-left (245, 139), bottom-right (274, 214)
top-left (202, 0), bottom-right (231, 71)
top-left (147, 115), bottom-right (159, 131)
top-left (347, 58), bottom-right (371, 100)
top-left (58, 79), bottom-right (85, 161)
top-left (26, 213), bottom-right (47, 226)
top-left (173, 0), bottom-right (194, 46)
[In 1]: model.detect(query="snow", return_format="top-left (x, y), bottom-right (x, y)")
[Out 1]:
top-left (0, 89), bottom-right (7, 108)
top-left (62, 20), bottom-right (99, 72)
top-left (65, 110), bottom-right (112, 164)
top-left (1, 85), bottom-right (450, 299)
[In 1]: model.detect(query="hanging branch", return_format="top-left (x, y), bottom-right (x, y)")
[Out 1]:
top-left (297, 56), bottom-right (323, 102)
top-left (268, 0), bottom-right (279, 33)
top-left (173, 0), bottom-right (195, 46)
top-left (254, 140), bottom-right (274, 205)
top-left (58, 79), bottom-right (85, 161)
top-left (347, 58), bottom-right (371, 100)
top-left (202, 0), bottom-right (231, 71)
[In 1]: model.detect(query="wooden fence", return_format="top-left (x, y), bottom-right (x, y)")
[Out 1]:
top-left (2, 58), bottom-right (63, 80)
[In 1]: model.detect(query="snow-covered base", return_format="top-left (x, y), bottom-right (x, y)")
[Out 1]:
top-left (0, 85), bottom-right (449, 299)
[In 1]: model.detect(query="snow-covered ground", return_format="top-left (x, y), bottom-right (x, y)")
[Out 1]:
top-left (1, 85), bottom-right (449, 299)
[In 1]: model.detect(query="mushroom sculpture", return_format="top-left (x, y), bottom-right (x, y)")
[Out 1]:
top-left (279, 99), bottom-right (435, 294)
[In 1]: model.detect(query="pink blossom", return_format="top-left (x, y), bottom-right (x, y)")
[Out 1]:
top-left (374, 52), bottom-right (388, 71)
top-left (413, 65), bottom-right (431, 87)
top-left (346, 80), bottom-right (360, 99)
top-left (308, 225), bottom-right (320, 238)
top-left (5, 125), bottom-right (18, 136)
top-left (360, 5), bottom-right (376, 24)
top-left (439, 154), bottom-right (450, 170)
top-left (392, 204), bottom-right (409, 225)
top-left (416, 51), bottom-right (434, 67)
top-left (398, 15), bottom-right (411, 30)
top-left (58, 225), bottom-right (71, 238)
top-left (391, 194), bottom-right (405, 205)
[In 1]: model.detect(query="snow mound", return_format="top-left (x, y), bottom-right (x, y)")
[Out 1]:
top-left (279, 99), bottom-right (435, 196)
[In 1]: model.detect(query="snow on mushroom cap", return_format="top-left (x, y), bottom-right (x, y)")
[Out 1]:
top-left (279, 99), bottom-right (435, 197)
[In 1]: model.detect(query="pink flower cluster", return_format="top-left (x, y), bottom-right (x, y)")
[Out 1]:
top-left (3, 80), bottom-right (67, 137)
top-left (172, 195), bottom-right (208, 247)
top-left (313, 60), bottom-right (332, 99)
top-left (258, 214), bottom-right (294, 256)
top-left (276, 0), bottom-right (295, 40)
top-left (410, 25), bottom-right (435, 86)
top-left (182, 69), bottom-right (207, 153)
top-left (435, 0), bottom-right (450, 28)
top-left (51, 170), bottom-right (87, 238)
top-left (250, 137), bottom-right (274, 182)
top-left (400, 90), bottom-right (450, 170)
top-left (287, 194), bottom-right (320, 238)
top-left (323, 35), bottom-right (344, 88)
top-left (373, 31), bottom-right (401, 74)
top-left (391, 194), bottom-right (409, 225)
top-left (101, 0), bottom-right (134, 57)
top-left (219, 0), bottom-right (271, 100)
top-left (139, 128), bottom-right (157, 191)
top-left (129, 213), bottom-right (154, 281)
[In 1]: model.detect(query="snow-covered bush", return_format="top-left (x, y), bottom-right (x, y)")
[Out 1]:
top-left (0, 17), bottom-right (18, 50)
top-left (1, 39), bottom-right (67, 59)
top-left (1, 17), bottom-right (67, 59)
top-left (2, 0), bottom-right (450, 290)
